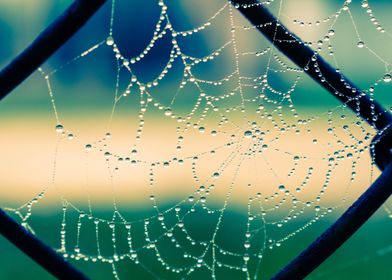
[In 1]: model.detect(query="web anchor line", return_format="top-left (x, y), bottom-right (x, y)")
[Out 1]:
top-left (230, 0), bottom-right (392, 279)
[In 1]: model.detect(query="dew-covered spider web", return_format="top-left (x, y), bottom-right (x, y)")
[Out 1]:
top-left (2, 0), bottom-right (392, 279)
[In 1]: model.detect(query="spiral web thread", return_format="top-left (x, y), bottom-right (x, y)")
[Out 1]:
top-left (4, 0), bottom-right (392, 279)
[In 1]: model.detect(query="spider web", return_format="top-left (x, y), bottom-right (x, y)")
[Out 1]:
top-left (2, 0), bottom-right (392, 279)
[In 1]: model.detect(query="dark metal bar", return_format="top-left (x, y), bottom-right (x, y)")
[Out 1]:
top-left (0, 208), bottom-right (89, 279)
top-left (231, 0), bottom-right (392, 131)
top-left (271, 162), bottom-right (392, 280)
top-left (0, 0), bottom-right (108, 101)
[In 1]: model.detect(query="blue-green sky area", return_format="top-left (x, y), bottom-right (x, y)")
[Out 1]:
top-left (0, 1), bottom-right (391, 280)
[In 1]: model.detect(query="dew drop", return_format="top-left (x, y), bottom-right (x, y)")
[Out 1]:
top-left (383, 73), bottom-right (392, 83)
top-left (164, 108), bottom-right (172, 116)
top-left (357, 41), bottom-right (365, 48)
top-left (55, 124), bottom-right (64, 133)
top-left (106, 36), bottom-right (114, 46)
top-left (244, 130), bottom-right (252, 138)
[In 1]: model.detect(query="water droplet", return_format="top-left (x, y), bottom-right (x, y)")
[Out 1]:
top-left (383, 73), bottom-right (392, 83)
top-left (357, 41), bottom-right (365, 48)
top-left (244, 130), bottom-right (252, 138)
top-left (85, 144), bottom-right (92, 151)
top-left (55, 124), bottom-right (64, 133)
top-left (212, 172), bottom-right (220, 179)
top-left (278, 185), bottom-right (285, 191)
top-left (164, 108), bottom-right (172, 116)
top-left (106, 36), bottom-right (114, 46)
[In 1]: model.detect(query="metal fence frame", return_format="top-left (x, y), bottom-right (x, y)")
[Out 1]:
top-left (0, 0), bottom-right (391, 279)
